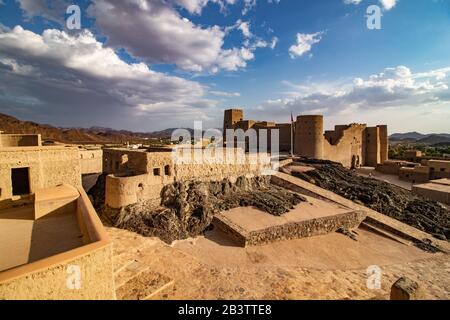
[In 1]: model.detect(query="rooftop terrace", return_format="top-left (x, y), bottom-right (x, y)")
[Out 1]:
top-left (0, 184), bottom-right (115, 300)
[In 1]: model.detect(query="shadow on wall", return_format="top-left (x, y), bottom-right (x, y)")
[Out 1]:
top-left (28, 206), bottom-right (84, 263)
top-left (0, 195), bottom-right (33, 212)
top-left (203, 228), bottom-right (242, 248)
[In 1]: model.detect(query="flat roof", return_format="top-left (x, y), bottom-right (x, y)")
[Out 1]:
top-left (220, 195), bottom-right (351, 233)
top-left (413, 182), bottom-right (450, 193)
top-left (0, 146), bottom-right (78, 152)
top-left (431, 179), bottom-right (450, 186)
top-left (0, 205), bottom-right (84, 272)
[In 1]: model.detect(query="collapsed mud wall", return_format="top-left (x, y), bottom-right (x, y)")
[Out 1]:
top-left (289, 159), bottom-right (450, 241)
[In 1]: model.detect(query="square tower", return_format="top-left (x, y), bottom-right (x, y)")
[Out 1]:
top-left (223, 109), bottom-right (244, 131)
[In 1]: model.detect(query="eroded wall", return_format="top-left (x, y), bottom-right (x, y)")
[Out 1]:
top-left (105, 148), bottom-right (272, 208)
top-left (323, 124), bottom-right (366, 168)
top-left (399, 166), bottom-right (430, 183)
top-left (103, 149), bottom-right (149, 175)
top-left (0, 134), bottom-right (42, 147)
top-left (80, 149), bottom-right (103, 175)
top-left (425, 160), bottom-right (450, 179)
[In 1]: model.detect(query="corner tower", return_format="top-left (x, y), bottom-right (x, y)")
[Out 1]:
top-left (223, 109), bottom-right (244, 132)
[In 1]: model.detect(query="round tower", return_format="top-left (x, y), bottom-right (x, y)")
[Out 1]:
top-left (295, 115), bottom-right (324, 159)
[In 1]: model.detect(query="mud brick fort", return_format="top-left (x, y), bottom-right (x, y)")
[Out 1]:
top-left (0, 114), bottom-right (449, 300)
top-left (0, 132), bottom-right (114, 299)
top-left (224, 109), bottom-right (388, 168)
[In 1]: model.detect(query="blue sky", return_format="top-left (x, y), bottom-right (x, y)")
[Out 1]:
top-left (0, 0), bottom-right (449, 133)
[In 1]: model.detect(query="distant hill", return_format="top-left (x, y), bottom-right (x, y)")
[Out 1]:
top-left (0, 113), bottom-right (194, 144)
top-left (417, 134), bottom-right (450, 145)
top-left (390, 132), bottom-right (450, 144)
top-left (389, 132), bottom-right (427, 140)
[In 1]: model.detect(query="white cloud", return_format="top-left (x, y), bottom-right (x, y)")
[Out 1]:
top-left (343, 0), bottom-right (362, 5)
top-left (269, 37), bottom-right (278, 49)
top-left (171, 0), bottom-right (237, 15)
top-left (253, 65), bottom-right (450, 131)
top-left (242, 0), bottom-right (256, 15)
top-left (87, 0), bottom-right (260, 73)
top-left (379, 0), bottom-right (397, 10)
top-left (14, 0), bottom-right (278, 73)
top-left (0, 26), bottom-right (218, 129)
top-left (15, 0), bottom-right (70, 24)
top-left (343, 0), bottom-right (398, 11)
top-left (237, 20), bottom-right (252, 38)
top-left (209, 90), bottom-right (241, 97)
top-left (289, 31), bottom-right (324, 59)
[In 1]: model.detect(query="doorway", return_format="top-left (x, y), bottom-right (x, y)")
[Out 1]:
top-left (11, 167), bottom-right (30, 196)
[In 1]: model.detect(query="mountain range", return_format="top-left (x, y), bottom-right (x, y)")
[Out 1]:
top-left (0, 113), bottom-right (192, 144)
top-left (389, 132), bottom-right (450, 145)
top-left (1, 113), bottom-right (449, 146)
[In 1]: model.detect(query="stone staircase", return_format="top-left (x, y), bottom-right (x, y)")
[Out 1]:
top-left (360, 219), bottom-right (413, 246)
top-left (112, 241), bottom-right (174, 300)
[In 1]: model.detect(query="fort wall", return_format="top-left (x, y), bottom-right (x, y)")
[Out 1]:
top-left (0, 147), bottom-right (81, 202)
top-left (223, 109), bottom-right (293, 153)
top-left (223, 109), bottom-right (388, 168)
top-left (80, 149), bottom-right (103, 175)
top-left (424, 160), bottom-right (450, 180)
top-left (399, 166), bottom-right (430, 184)
top-left (103, 149), bottom-right (149, 175)
top-left (376, 160), bottom-right (416, 175)
top-left (0, 186), bottom-right (115, 300)
top-left (323, 124), bottom-right (366, 168)
top-left (104, 148), bottom-right (272, 209)
top-left (412, 179), bottom-right (450, 205)
top-left (0, 134), bottom-right (42, 147)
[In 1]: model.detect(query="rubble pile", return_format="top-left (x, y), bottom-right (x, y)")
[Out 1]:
top-left (289, 159), bottom-right (450, 241)
top-left (97, 176), bottom-right (306, 244)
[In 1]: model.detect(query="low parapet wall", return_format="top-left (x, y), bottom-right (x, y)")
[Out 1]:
top-left (0, 186), bottom-right (115, 300)
top-left (0, 134), bottom-right (42, 147)
top-left (213, 210), bottom-right (365, 247)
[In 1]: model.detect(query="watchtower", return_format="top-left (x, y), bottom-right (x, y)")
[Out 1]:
top-left (295, 115), bottom-right (324, 159)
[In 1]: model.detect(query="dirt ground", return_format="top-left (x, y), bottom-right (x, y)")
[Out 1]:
top-left (109, 225), bottom-right (450, 300)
